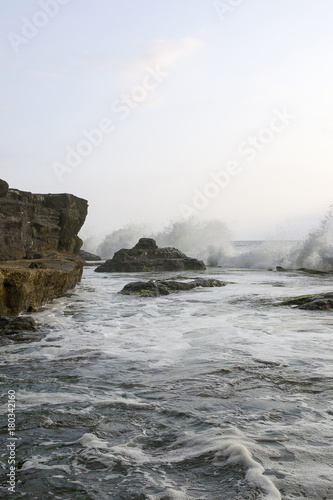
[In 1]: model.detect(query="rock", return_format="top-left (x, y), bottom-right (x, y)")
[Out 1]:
top-left (0, 179), bottom-right (88, 315)
top-left (0, 179), bottom-right (9, 197)
top-left (0, 179), bottom-right (88, 260)
top-left (120, 278), bottom-right (226, 297)
top-left (95, 238), bottom-right (206, 273)
top-left (299, 299), bottom-right (333, 310)
top-left (0, 259), bottom-right (84, 315)
top-left (79, 249), bottom-right (102, 261)
top-left (29, 262), bottom-right (48, 269)
top-left (0, 315), bottom-right (36, 335)
top-left (279, 292), bottom-right (333, 310)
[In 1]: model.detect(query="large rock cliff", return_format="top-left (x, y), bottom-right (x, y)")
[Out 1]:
top-left (0, 179), bottom-right (87, 260)
top-left (0, 179), bottom-right (88, 315)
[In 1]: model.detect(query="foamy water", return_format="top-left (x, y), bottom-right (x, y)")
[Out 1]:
top-left (94, 211), bottom-right (333, 272)
top-left (1, 258), bottom-right (333, 499)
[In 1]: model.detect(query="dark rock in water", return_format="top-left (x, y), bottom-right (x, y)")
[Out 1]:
top-left (120, 278), bottom-right (226, 297)
top-left (279, 292), bottom-right (333, 310)
top-left (95, 238), bottom-right (206, 273)
top-left (0, 179), bottom-right (9, 197)
top-left (79, 249), bottom-right (102, 261)
top-left (0, 315), bottom-right (37, 335)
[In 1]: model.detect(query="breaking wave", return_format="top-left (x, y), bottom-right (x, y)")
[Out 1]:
top-left (86, 209), bottom-right (333, 271)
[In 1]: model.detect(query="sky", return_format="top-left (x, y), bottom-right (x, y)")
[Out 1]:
top-left (1, 0), bottom-right (333, 241)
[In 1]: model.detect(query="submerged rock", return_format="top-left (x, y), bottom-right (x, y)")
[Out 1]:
top-left (95, 238), bottom-right (206, 273)
top-left (279, 292), bottom-right (333, 310)
top-left (120, 278), bottom-right (226, 297)
top-left (276, 266), bottom-right (329, 275)
top-left (0, 315), bottom-right (36, 334)
top-left (79, 250), bottom-right (102, 261)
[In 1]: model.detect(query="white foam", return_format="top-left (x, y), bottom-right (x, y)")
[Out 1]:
top-left (21, 455), bottom-right (70, 473)
top-left (76, 433), bottom-right (109, 449)
top-left (221, 442), bottom-right (281, 500)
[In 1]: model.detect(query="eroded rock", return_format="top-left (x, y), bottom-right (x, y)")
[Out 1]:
top-left (279, 292), bottom-right (333, 310)
top-left (0, 315), bottom-right (36, 335)
top-left (95, 238), bottom-right (206, 273)
top-left (120, 278), bottom-right (226, 297)
top-left (0, 179), bottom-right (88, 315)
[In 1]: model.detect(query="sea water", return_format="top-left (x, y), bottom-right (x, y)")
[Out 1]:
top-left (1, 242), bottom-right (333, 499)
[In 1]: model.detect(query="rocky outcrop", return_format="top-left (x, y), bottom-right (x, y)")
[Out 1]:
top-left (120, 278), bottom-right (226, 297)
top-left (0, 315), bottom-right (46, 343)
top-left (0, 179), bottom-right (88, 260)
top-left (95, 238), bottom-right (206, 273)
top-left (0, 315), bottom-right (36, 335)
top-left (279, 292), bottom-right (333, 310)
top-left (79, 249), bottom-right (102, 261)
top-left (0, 179), bottom-right (88, 315)
top-left (0, 258), bottom-right (84, 315)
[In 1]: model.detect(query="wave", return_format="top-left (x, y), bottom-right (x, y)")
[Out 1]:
top-left (96, 219), bottom-right (233, 263)
top-left (87, 209), bottom-right (333, 271)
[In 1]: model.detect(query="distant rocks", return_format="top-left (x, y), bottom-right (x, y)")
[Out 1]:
top-left (279, 292), bottom-right (333, 310)
top-left (79, 249), bottom-right (102, 261)
top-left (276, 266), bottom-right (328, 275)
top-left (95, 238), bottom-right (206, 273)
top-left (120, 278), bottom-right (226, 297)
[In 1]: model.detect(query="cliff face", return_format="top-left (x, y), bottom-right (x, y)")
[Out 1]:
top-left (0, 179), bottom-right (87, 260)
top-left (0, 259), bottom-right (84, 316)
top-left (0, 179), bottom-right (88, 315)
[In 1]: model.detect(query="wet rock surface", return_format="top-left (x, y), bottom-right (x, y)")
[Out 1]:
top-left (95, 238), bottom-right (206, 273)
top-left (0, 315), bottom-right (47, 343)
top-left (279, 292), bottom-right (333, 310)
top-left (0, 179), bottom-right (88, 314)
top-left (120, 278), bottom-right (227, 297)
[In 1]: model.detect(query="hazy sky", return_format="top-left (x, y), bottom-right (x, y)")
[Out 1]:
top-left (1, 0), bottom-right (333, 240)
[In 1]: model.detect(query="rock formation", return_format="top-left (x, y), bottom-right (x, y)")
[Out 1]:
top-left (0, 179), bottom-right (87, 260)
top-left (279, 292), bottom-right (333, 310)
top-left (120, 278), bottom-right (226, 297)
top-left (79, 249), bottom-right (102, 261)
top-left (0, 179), bottom-right (88, 315)
top-left (95, 238), bottom-right (206, 273)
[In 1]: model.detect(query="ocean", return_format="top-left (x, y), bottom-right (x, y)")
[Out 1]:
top-left (1, 240), bottom-right (333, 499)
